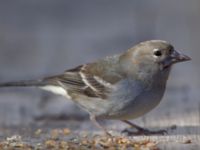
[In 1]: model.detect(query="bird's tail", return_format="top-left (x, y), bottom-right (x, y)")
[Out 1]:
top-left (0, 78), bottom-right (67, 97)
top-left (0, 79), bottom-right (47, 88)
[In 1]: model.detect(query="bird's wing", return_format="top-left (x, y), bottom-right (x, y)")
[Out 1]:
top-left (44, 62), bottom-right (123, 99)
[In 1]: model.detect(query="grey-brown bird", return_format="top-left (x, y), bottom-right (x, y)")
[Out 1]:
top-left (0, 40), bottom-right (191, 135)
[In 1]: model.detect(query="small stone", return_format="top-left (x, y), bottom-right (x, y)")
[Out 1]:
top-left (35, 129), bottom-right (42, 136)
top-left (183, 139), bottom-right (192, 144)
top-left (63, 128), bottom-right (71, 135)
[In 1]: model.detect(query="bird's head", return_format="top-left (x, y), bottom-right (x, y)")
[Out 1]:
top-left (120, 40), bottom-right (191, 80)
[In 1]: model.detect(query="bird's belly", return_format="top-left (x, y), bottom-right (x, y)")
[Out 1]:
top-left (73, 78), bottom-right (165, 120)
top-left (104, 89), bottom-right (164, 120)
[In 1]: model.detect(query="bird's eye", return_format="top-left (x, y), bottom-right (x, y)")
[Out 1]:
top-left (153, 49), bottom-right (162, 57)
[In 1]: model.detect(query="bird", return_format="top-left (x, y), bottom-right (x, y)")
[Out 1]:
top-left (0, 40), bottom-right (191, 136)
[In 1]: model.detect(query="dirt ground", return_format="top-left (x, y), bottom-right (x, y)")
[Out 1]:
top-left (0, 120), bottom-right (160, 150)
top-left (0, 119), bottom-right (199, 150)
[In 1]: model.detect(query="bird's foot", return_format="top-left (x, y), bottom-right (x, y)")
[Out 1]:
top-left (122, 127), bottom-right (167, 136)
top-left (90, 115), bottom-right (113, 138)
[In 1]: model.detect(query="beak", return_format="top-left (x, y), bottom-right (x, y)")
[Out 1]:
top-left (162, 50), bottom-right (191, 69)
top-left (170, 50), bottom-right (191, 63)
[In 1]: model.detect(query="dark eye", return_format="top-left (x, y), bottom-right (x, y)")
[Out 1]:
top-left (153, 50), bottom-right (162, 57)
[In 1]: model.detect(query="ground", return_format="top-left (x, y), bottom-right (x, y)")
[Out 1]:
top-left (0, 117), bottom-right (199, 150)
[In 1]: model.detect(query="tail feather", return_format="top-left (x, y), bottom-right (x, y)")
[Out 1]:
top-left (0, 79), bottom-right (47, 87)
top-left (0, 79), bottom-right (68, 97)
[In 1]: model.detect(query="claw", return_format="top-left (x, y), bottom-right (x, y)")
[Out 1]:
top-left (122, 128), bottom-right (168, 136)
top-left (121, 120), bottom-right (169, 136)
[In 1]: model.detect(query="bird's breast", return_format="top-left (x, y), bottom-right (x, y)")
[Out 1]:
top-left (104, 79), bottom-right (166, 120)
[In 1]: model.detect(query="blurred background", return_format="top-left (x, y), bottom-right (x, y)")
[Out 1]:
top-left (0, 0), bottom-right (199, 129)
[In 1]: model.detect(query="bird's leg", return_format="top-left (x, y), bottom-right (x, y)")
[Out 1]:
top-left (121, 120), bottom-right (167, 136)
top-left (90, 115), bottom-right (112, 137)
